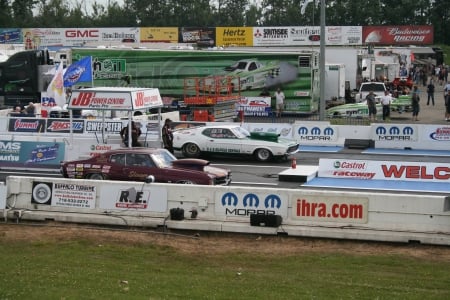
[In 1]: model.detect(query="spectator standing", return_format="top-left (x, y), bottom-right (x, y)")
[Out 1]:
top-left (426, 80), bottom-right (435, 106)
top-left (365, 90), bottom-right (377, 122)
top-left (162, 118), bottom-right (174, 154)
top-left (411, 85), bottom-right (420, 121)
top-left (380, 90), bottom-right (392, 121)
top-left (25, 102), bottom-right (35, 116)
top-left (445, 90), bottom-right (450, 121)
top-left (120, 121), bottom-right (142, 147)
top-left (274, 87), bottom-right (285, 117)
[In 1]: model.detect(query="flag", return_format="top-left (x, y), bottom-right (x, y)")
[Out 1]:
top-left (300, 0), bottom-right (314, 15)
top-left (46, 62), bottom-right (66, 107)
top-left (63, 56), bottom-right (93, 87)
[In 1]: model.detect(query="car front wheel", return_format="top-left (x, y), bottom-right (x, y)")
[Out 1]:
top-left (87, 173), bottom-right (105, 180)
top-left (182, 143), bottom-right (201, 158)
top-left (254, 148), bottom-right (272, 162)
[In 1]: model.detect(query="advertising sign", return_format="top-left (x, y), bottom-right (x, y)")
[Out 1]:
top-left (22, 27), bottom-right (140, 49)
top-left (99, 185), bottom-right (168, 212)
top-left (0, 28), bottom-right (22, 43)
top-left (216, 27), bottom-right (253, 46)
top-left (0, 140), bottom-right (65, 169)
top-left (318, 159), bottom-right (450, 182)
top-left (292, 195), bottom-right (369, 224)
top-left (215, 191), bottom-right (288, 218)
top-left (8, 118), bottom-right (46, 133)
top-left (140, 27), bottom-right (178, 43)
top-left (237, 96), bottom-right (271, 116)
top-left (31, 181), bottom-right (96, 208)
top-left (68, 87), bottom-right (163, 111)
top-left (46, 119), bottom-right (84, 133)
top-left (362, 25), bottom-right (433, 45)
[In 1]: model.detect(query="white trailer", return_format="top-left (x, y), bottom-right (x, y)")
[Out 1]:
top-left (325, 63), bottom-right (346, 101)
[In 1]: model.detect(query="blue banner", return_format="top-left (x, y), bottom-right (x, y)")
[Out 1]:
top-left (0, 141), bottom-right (65, 169)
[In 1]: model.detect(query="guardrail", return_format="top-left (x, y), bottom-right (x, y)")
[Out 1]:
top-left (2, 176), bottom-right (449, 246)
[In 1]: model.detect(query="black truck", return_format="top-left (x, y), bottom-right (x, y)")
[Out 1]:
top-left (0, 50), bottom-right (54, 109)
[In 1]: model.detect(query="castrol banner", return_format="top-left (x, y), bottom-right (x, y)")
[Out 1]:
top-left (363, 25), bottom-right (433, 45)
top-left (68, 87), bottom-right (163, 111)
top-left (318, 159), bottom-right (450, 183)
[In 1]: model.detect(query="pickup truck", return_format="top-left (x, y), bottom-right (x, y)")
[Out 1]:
top-left (355, 82), bottom-right (387, 103)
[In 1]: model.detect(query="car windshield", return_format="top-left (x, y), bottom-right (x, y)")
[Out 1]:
top-left (150, 150), bottom-right (177, 168)
top-left (231, 126), bottom-right (250, 138)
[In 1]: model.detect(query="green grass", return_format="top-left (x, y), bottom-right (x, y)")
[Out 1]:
top-left (0, 235), bottom-right (449, 300)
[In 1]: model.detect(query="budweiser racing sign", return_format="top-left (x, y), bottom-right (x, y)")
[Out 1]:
top-left (362, 25), bottom-right (433, 45)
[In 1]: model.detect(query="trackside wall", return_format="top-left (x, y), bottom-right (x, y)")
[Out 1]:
top-left (3, 176), bottom-right (450, 245)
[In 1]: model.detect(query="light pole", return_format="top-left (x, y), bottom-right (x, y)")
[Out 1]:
top-left (319, 0), bottom-right (326, 120)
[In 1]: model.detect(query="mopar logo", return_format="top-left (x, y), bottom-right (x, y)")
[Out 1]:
top-left (222, 192), bottom-right (239, 206)
top-left (375, 126), bottom-right (414, 135)
top-left (298, 126), bottom-right (334, 141)
top-left (298, 126), bottom-right (334, 135)
top-left (221, 193), bottom-right (282, 209)
top-left (375, 126), bottom-right (414, 141)
top-left (243, 193), bottom-right (259, 207)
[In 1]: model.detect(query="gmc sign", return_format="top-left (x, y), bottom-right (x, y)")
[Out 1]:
top-left (65, 30), bottom-right (99, 38)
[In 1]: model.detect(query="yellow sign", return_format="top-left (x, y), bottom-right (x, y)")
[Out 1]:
top-left (140, 27), bottom-right (178, 43)
top-left (216, 27), bottom-right (253, 47)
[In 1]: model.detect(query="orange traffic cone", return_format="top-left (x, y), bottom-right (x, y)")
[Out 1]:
top-left (291, 157), bottom-right (297, 169)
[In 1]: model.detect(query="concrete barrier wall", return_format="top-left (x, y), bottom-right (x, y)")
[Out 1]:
top-left (3, 176), bottom-right (450, 245)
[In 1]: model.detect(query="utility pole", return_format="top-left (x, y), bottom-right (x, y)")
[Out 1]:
top-left (319, 0), bottom-right (326, 120)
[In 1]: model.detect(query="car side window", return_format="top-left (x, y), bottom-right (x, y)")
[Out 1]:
top-left (110, 154), bottom-right (126, 165)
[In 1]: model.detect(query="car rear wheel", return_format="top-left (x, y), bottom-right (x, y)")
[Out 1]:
top-left (176, 180), bottom-right (196, 184)
top-left (182, 143), bottom-right (201, 158)
top-left (87, 173), bottom-right (105, 180)
top-left (254, 148), bottom-right (272, 162)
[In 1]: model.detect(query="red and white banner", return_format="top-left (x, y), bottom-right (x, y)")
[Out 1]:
top-left (362, 25), bottom-right (433, 45)
top-left (318, 159), bottom-right (450, 182)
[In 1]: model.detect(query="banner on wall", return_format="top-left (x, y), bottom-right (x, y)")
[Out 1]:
top-left (22, 27), bottom-right (140, 48)
top-left (99, 185), bottom-right (168, 212)
top-left (362, 25), bottom-right (433, 45)
top-left (0, 140), bottom-right (65, 169)
top-left (216, 27), bottom-right (253, 46)
top-left (140, 27), bottom-right (178, 43)
top-left (31, 181), bottom-right (96, 208)
top-left (0, 28), bottom-right (22, 43)
top-left (253, 26), bottom-right (363, 46)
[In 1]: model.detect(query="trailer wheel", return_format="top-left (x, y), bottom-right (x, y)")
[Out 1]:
top-left (182, 143), bottom-right (201, 158)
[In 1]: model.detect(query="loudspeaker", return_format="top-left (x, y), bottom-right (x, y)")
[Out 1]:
top-left (250, 214), bottom-right (282, 227)
top-left (170, 208), bottom-right (184, 220)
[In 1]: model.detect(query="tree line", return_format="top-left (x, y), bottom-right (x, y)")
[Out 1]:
top-left (0, 0), bottom-right (448, 44)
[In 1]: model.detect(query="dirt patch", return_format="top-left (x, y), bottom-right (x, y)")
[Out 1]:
top-left (1, 223), bottom-right (449, 261)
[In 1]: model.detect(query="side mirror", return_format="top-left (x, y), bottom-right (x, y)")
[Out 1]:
top-left (145, 175), bottom-right (155, 183)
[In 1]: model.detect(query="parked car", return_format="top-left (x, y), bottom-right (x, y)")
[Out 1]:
top-left (172, 124), bottom-right (299, 162)
top-left (326, 94), bottom-right (412, 118)
top-left (60, 148), bottom-right (231, 185)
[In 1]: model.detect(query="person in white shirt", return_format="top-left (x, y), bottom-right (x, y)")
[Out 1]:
top-left (274, 87), bottom-right (285, 117)
top-left (380, 90), bottom-right (393, 121)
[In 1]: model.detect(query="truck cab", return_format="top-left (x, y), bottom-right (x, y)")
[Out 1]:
top-left (355, 82), bottom-right (387, 103)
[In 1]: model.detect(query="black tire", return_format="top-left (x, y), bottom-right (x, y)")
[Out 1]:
top-left (254, 148), bottom-right (272, 162)
top-left (176, 180), bottom-right (196, 184)
top-left (182, 143), bottom-right (201, 158)
top-left (87, 173), bottom-right (105, 180)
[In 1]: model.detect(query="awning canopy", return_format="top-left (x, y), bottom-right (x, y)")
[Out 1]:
top-left (410, 47), bottom-right (435, 55)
